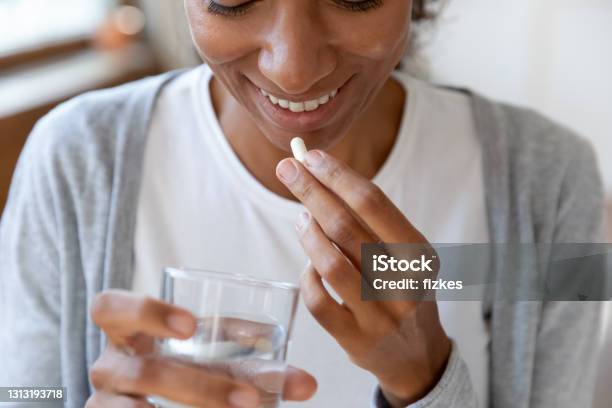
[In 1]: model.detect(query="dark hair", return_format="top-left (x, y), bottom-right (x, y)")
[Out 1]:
top-left (412, 0), bottom-right (437, 22)
top-left (396, 0), bottom-right (439, 70)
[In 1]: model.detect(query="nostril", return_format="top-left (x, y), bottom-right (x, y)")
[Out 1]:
top-left (258, 52), bottom-right (336, 96)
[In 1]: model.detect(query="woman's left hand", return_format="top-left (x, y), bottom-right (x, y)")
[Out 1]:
top-left (276, 149), bottom-right (451, 406)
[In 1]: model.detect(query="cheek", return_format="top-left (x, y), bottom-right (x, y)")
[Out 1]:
top-left (328, 4), bottom-right (412, 63)
top-left (184, 2), bottom-right (258, 64)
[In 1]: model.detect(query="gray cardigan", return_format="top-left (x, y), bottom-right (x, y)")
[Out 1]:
top-left (0, 68), bottom-right (605, 408)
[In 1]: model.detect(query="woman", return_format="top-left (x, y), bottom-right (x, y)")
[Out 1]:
top-left (0, 1), bottom-right (604, 407)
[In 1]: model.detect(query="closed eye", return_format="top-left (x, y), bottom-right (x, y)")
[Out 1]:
top-left (206, 0), bottom-right (384, 17)
top-left (331, 0), bottom-right (384, 12)
top-left (206, 0), bottom-right (258, 17)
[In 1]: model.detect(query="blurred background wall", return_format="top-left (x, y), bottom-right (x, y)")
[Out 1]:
top-left (0, 1), bottom-right (610, 404)
top-left (138, 1), bottom-right (199, 70)
top-left (422, 0), bottom-right (612, 195)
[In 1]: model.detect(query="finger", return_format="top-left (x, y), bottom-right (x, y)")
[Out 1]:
top-left (220, 360), bottom-right (315, 402)
top-left (276, 158), bottom-right (374, 265)
top-left (90, 347), bottom-right (261, 408)
top-left (302, 150), bottom-right (427, 243)
top-left (207, 317), bottom-right (283, 349)
top-left (91, 290), bottom-right (196, 346)
top-left (299, 263), bottom-right (357, 341)
top-left (282, 366), bottom-right (318, 401)
top-left (297, 213), bottom-right (373, 313)
top-left (123, 333), bottom-right (156, 356)
top-left (86, 392), bottom-right (153, 408)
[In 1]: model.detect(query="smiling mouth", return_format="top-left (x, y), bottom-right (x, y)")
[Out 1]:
top-left (258, 87), bottom-right (339, 113)
top-left (249, 75), bottom-right (354, 132)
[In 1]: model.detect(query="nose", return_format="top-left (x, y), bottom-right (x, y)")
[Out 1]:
top-left (258, 5), bottom-right (337, 95)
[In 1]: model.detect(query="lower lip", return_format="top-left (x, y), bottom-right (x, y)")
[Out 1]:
top-left (249, 78), bottom-right (350, 133)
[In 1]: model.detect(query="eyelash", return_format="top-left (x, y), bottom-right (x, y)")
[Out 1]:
top-left (207, 0), bottom-right (255, 16)
top-left (333, 0), bottom-right (383, 12)
top-left (206, 0), bottom-right (383, 17)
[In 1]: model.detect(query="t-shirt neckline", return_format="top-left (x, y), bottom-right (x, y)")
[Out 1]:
top-left (192, 64), bottom-right (420, 220)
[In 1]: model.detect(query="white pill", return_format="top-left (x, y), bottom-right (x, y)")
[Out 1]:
top-left (290, 137), bottom-right (308, 162)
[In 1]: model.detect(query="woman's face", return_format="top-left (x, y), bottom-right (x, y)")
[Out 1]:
top-left (185, 0), bottom-right (412, 151)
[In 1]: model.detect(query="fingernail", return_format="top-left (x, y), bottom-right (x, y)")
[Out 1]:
top-left (166, 314), bottom-right (194, 336)
top-left (277, 159), bottom-right (298, 183)
top-left (296, 212), bottom-right (311, 232)
top-left (228, 387), bottom-right (259, 408)
top-left (304, 150), bottom-right (324, 167)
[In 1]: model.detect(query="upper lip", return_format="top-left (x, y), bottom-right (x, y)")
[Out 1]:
top-left (250, 77), bottom-right (349, 102)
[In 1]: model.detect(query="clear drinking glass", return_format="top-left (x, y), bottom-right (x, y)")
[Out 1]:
top-left (148, 268), bottom-right (300, 408)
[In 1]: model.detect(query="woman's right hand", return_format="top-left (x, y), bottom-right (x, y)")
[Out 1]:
top-left (86, 290), bottom-right (316, 408)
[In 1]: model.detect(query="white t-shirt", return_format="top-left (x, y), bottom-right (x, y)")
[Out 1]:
top-left (133, 64), bottom-right (490, 407)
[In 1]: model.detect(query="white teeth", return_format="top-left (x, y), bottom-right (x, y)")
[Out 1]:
top-left (289, 102), bottom-right (305, 113)
top-left (260, 88), bottom-right (339, 113)
top-left (304, 100), bottom-right (319, 112)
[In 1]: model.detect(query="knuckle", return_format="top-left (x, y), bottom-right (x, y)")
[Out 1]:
top-left (91, 291), bottom-right (114, 323)
top-left (320, 254), bottom-right (348, 282)
top-left (327, 163), bottom-right (344, 184)
top-left (326, 215), bottom-right (355, 246)
top-left (110, 355), bottom-right (157, 393)
top-left (90, 351), bottom-right (161, 396)
top-left (304, 290), bottom-right (329, 318)
top-left (90, 355), bottom-right (110, 390)
top-left (89, 369), bottom-right (104, 391)
top-left (353, 183), bottom-right (383, 214)
top-left (298, 180), bottom-right (315, 202)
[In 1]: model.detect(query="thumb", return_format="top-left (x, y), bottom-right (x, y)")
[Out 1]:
top-left (282, 366), bottom-right (317, 401)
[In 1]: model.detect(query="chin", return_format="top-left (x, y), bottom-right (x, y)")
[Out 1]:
top-left (258, 121), bottom-right (352, 153)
